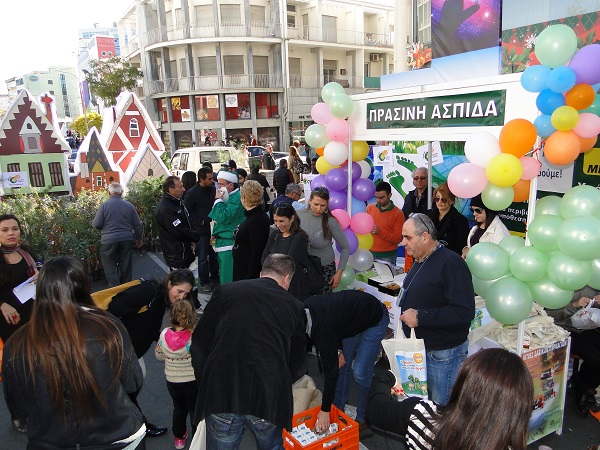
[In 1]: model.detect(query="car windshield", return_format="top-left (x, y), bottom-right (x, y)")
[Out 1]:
top-left (248, 146), bottom-right (265, 157)
top-left (198, 150), bottom-right (230, 164)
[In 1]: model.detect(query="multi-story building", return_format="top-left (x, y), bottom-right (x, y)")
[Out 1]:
top-left (117, 0), bottom-right (394, 152)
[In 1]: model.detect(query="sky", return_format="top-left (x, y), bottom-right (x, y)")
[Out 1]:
top-left (0, 0), bottom-right (133, 93)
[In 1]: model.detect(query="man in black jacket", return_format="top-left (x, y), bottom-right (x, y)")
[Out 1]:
top-left (273, 159), bottom-right (294, 197)
top-left (156, 176), bottom-right (200, 269)
top-left (262, 143), bottom-right (275, 170)
top-left (184, 168), bottom-right (220, 291)
top-left (402, 167), bottom-right (429, 219)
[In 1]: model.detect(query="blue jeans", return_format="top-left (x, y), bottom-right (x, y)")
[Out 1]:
top-left (333, 305), bottom-right (390, 422)
top-left (426, 340), bottom-right (468, 405)
top-left (197, 235), bottom-right (219, 285)
top-left (206, 414), bottom-right (283, 450)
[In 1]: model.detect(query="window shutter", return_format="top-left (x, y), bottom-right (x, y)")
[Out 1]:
top-left (253, 56), bottom-right (269, 74)
top-left (220, 4), bottom-right (241, 22)
top-left (250, 5), bottom-right (265, 22)
top-left (223, 55), bottom-right (244, 75)
top-left (198, 56), bottom-right (218, 76)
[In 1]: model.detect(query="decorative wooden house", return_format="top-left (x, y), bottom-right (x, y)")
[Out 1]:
top-left (122, 143), bottom-right (170, 186)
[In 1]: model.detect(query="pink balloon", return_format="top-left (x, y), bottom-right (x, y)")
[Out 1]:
top-left (311, 102), bottom-right (333, 125)
top-left (331, 209), bottom-right (351, 229)
top-left (447, 163), bottom-right (488, 199)
top-left (519, 156), bottom-right (542, 180)
top-left (325, 118), bottom-right (350, 142)
top-left (573, 112), bottom-right (600, 139)
top-left (349, 212), bottom-right (375, 235)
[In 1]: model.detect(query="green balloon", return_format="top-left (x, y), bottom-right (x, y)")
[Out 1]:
top-left (534, 24), bottom-right (578, 69)
top-left (557, 216), bottom-right (600, 261)
top-left (560, 185), bottom-right (600, 220)
top-left (535, 196), bottom-right (563, 217)
top-left (527, 277), bottom-right (573, 309)
top-left (472, 274), bottom-right (508, 299)
top-left (509, 246), bottom-right (549, 282)
top-left (339, 265), bottom-right (356, 288)
top-left (322, 82), bottom-right (345, 104)
top-left (528, 214), bottom-right (563, 252)
top-left (304, 124), bottom-right (329, 148)
top-left (581, 96), bottom-right (600, 117)
top-left (466, 242), bottom-right (510, 280)
top-left (481, 184), bottom-right (514, 211)
top-left (547, 252), bottom-right (592, 290)
top-left (589, 259), bottom-right (600, 290)
top-left (329, 94), bottom-right (354, 119)
top-left (499, 235), bottom-right (525, 256)
top-left (486, 277), bottom-right (533, 325)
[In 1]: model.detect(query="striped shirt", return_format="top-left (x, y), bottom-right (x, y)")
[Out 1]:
top-left (406, 399), bottom-right (438, 450)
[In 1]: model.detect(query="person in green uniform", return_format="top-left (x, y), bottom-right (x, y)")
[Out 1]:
top-left (209, 170), bottom-right (246, 283)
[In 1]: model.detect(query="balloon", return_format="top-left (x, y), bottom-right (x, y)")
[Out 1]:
top-left (481, 183), bottom-right (514, 211)
top-left (536, 89), bottom-right (566, 115)
top-left (499, 235), bottom-right (525, 256)
top-left (560, 184), bottom-right (600, 219)
top-left (486, 153), bottom-right (523, 187)
top-left (579, 135), bottom-right (598, 153)
top-left (357, 160), bottom-right (372, 179)
top-left (447, 163), bottom-right (488, 198)
top-left (323, 141), bottom-right (348, 166)
top-left (321, 82), bottom-right (345, 104)
top-left (513, 179), bottom-right (531, 202)
top-left (328, 189), bottom-right (348, 211)
top-left (472, 275), bottom-right (508, 298)
top-left (486, 277), bottom-right (534, 324)
top-left (464, 131), bottom-right (501, 168)
top-left (348, 248), bottom-right (374, 271)
top-left (581, 95), bottom-right (600, 116)
top-left (329, 94), bottom-right (354, 119)
top-left (509, 246), bottom-right (549, 282)
top-left (498, 119), bottom-right (537, 157)
top-left (528, 214), bottom-right (563, 252)
top-left (331, 209), bottom-right (351, 229)
top-left (316, 156), bottom-right (336, 175)
top-left (589, 259), bottom-right (600, 290)
top-left (356, 233), bottom-right (374, 250)
top-left (535, 195), bottom-right (562, 217)
top-left (315, 147), bottom-right (324, 156)
top-left (311, 102), bottom-right (333, 125)
top-left (546, 66), bottom-right (577, 94)
top-left (519, 156), bottom-right (541, 180)
top-left (350, 212), bottom-right (375, 235)
top-left (351, 196), bottom-right (367, 214)
top-left (465, 242), bottom-right (510, 280)
top-left (557, 216), bottom-right (600, 261)
top-left (573, 112), bottom-right (600, 139)
top-left (565, 84), bottom-right (596, 110)
top-left (568, 44), bottom-right (600, 85)
top-left (325, 168), bottom-right (348, 191)
top-left (550, 105), bottom-right (579, 131)
top-left (325, 117), bottom-right (350, 142)
top-left (547, 252), bottom-right (592, 290)
top-left (310, 174), bottom-right (327, 190)
top-left (534, 114), bottom-right (557, 138)
top-left (520, 65), bottom-right (550, 92)
top-left (352, 178), bottom-right (376, 202)
top-left (305, 124), bottom-right (329, 148)
top-left (340, 162), bottom-right (361, 182)
top-left (534, 24), bottom-right (578, 69)
top-left (351, 141), bottom-right (370, 162)
top-left (527, 278), bottom-right (573, 309)
top-left (543, 130), bottom-right (580, 165)
top-left (338, 228), bottom-right (358, 254)
top-left (339, 264), bottom-right (356, 288)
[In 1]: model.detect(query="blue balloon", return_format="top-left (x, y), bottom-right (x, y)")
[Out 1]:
top-left (351, 196), bottom-right (367, 214)
top-left (521, 65), bottom-right (551, 92)
top-left (547, 66), bottom-right (577, 94)
top-left (534, 114), bottom-right (557, 138)
top-left (536, 89), bottom-right (566, 115)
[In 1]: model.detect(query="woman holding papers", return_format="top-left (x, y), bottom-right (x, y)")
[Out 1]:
top-left (0, 214), bottom-right (38, 343)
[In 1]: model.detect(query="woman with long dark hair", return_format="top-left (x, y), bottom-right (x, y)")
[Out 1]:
top-left (2, 256), bottom-right (146, 449)
top-left (426, 183), bottom-right (469, 255)
top-left (461, 193), bottom-right (510, 259)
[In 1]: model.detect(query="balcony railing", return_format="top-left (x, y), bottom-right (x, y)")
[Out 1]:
top-left (121, 36), bottom-right (140, 57)
top-left (287, 27), bottom-right (392, 48)
top-left (288, 75), bottom-right (364, 89)
top-left (147, 74), bottom-right (284, 95)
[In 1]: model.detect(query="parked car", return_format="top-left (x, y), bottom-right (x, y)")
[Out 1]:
top-left (67, 151), bottom-right (78, 172)
top-left (171, 146), bottom-right (235, 178)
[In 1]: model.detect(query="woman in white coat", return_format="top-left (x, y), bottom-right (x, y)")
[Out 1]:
top-left (461, 194), bottom-right (510, 259)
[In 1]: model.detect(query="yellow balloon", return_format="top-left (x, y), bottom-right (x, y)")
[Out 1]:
top-left (357, 233), bottom-right (374, 250)
top-left (551, 105), bottom-right (580, 131)
top-left (485, 153), bottom-right (523, 188)
top-left (351, 141), bottom-right (370, 162)
top-left (316, 156), bottom-right (335, 175)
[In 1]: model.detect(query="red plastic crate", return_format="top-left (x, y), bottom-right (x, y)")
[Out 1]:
top-left (283, 405), bottom-right (359, 450)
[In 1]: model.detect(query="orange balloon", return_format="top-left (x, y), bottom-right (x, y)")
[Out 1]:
top-left (499, 119), bottom-right (537, 157)
top-left (315, 147), bottom-right (325, 156)
top-left (565, 84), bottom-right (596, 111)
top-left (544, 131), bottom-right (581, 165)
top-left (513, 179), bottom-right (531, 202)
top-left (579, 135), bottom-right (598, 153)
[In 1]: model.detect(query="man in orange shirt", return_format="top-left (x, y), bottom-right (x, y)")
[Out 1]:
top-left (367, 181), bottom-right (404, 266)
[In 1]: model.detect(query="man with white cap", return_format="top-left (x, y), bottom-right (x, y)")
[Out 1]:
top-left (209, 170), bottom-right (246, 283)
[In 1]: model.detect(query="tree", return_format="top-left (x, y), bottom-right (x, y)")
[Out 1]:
top-left (85, 56), bottom-right (143, 107)
top-left (69, 112), bottom-right (103, 136)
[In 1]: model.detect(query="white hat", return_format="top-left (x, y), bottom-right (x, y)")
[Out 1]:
top-left (218, 171), bottom-right (238, 184)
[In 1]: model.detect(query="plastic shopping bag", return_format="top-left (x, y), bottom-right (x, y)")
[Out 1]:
top-left (381, 319), bottom-right (428, 399)
top-left (189, 419), bottom-right (206, 450)
top-left (571, 300), bottom-right (600, 330)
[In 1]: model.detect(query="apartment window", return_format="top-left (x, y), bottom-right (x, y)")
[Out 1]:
top-left (223, 55), bottom-right (244, 75)
top-left (169, 60), bottom-right (178, 79)
top-left (48, 80), bottom-right (53, 84)
top-left (255, 93), bottom-right (278, 119)
top-left (175, 8), bottom-right (183, 27)
top-left (287, 15), bottom-right (296, 27)
top-left (49, 90), bottom-right (55, 95)
top-left (323, 60), bottom-right (337, 84)
top-left (415, 0), bottom-right (431, 45)
top-left (48, 162), bottom-right (64, 186)
top-left (220, 4), bottom-right (241, 22)
top-left (6, 163), bottom-right (20, 172)
top-left (250, 5), bottom-right (265, 22)
top-left (322, 16), bottom-right (337, 43)
top-left (179, 58), bottom-right (187, 78)
top-left (254, 55), bottom-right (269, 87)
top-left (28, 162), bottom-right (45, 187)
top-left (194, 5), bottom-right (213, 24)
top-left (130, 118), bottom-right (140, 137)
top-left (198, 56), bottom-right (218, 76)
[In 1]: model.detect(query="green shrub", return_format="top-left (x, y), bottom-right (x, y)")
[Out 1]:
top-left (124, 177), bottom-right (164, 250)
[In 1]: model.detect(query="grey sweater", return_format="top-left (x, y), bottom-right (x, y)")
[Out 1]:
top-left (92, 196), bottom-right (143, 244)
top-left (297, 209), bottom-right (350, 270)
top-left (546, 285), bottom-right (599, 334)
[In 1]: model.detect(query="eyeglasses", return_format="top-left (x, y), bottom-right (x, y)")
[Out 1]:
top-left (409, 213), bottom-right (432, 235)
top-left (413, 176), bottom-right (427, 181)
top-left (471, 207), bottom-right (483, 214)
top-left (312, 186), bottom-right (329, 194)
top-left (434, 197), bottom-right (448, 204)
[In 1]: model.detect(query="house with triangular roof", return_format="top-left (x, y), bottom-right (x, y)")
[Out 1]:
top-left (0, 90), bottom-right (71, 196)
top-left (121, 143), bottom-right (170, 186)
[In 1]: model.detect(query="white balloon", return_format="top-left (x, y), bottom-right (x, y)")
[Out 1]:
top-left (348, 248), bottom-right (374, 271)
top-left (464, 131), bottom-right (501, 168)
top-left (324, 141), bottom-right (349, 166)
top-left (357, 160), bottom-right (371, 179)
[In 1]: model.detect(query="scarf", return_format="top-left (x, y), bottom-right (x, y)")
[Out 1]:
top-left (2, 243), bottom-right (37, 277)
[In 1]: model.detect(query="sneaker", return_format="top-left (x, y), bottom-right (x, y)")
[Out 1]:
top-left (174, 429), bottom-right (188, 449)
top-left (12, 418), bottom-right (27, 433)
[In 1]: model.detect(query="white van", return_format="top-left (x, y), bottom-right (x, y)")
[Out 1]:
top-left (171, 146), bottom-right (235, 178)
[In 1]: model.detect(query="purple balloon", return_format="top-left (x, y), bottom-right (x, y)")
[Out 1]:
top-left (341, 162), bottom-right (362, 182)
top-left (352, 178), bottom-right (376, 202)
top-left (311, 175), bottom-right (327, 190)
top-left (325, 168), bottom-right (348, 191)
top-left (337, 228), bottom-right (358, 254)
top-left (569, 44), bottom-right (600, 86)
top-left (328, 189), bottom-right (348, 211)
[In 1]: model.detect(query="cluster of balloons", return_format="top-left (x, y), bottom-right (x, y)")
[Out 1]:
top-left (520, 24), bottom-right (600, 166)
top-left (447, 120), bottom-right (539, 210)
top-left (466, 185), bottom-right (600, 325)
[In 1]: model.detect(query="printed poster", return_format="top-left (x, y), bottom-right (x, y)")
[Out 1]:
top-left (2, 172), bottom-right (29, 188)
top-left (372, 145), bottom-right (393, 167)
